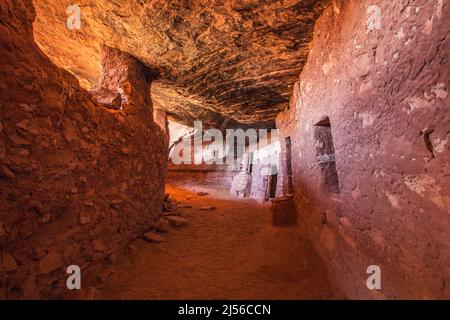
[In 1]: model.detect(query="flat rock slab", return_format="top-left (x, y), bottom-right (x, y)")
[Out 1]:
top-left (167, 216), bottom-right (188, 227)
top-left (143, 232), bottom-right (166, 243)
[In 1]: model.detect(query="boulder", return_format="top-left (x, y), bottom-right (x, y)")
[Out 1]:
top-left (91, 88), bottom-right (122, 110)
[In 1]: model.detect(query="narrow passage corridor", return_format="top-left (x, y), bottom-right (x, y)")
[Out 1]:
top-left (87, 184), bottom-right (340, 300)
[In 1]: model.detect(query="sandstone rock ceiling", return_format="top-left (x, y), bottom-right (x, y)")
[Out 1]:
top-left (32, 0), bottom-right (330, 128)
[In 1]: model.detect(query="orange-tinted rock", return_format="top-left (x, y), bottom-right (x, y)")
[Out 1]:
top-left (167, 216), bottom-right (188, 227)
top-left (155, 218), bottom-right (170, 233)
top-left (93, 240), bottom-right (108, 252)
top-left (143, 232), bottom-right (166, 243)
top-left (38, 252), bottom-right (64, 274)
top-left (0, 0), bottom-right (168, 298)
top-left (1, 253), bottom-right (18, 272)
top-left (32, 0), bottom-right (330, 127)
top-left (91, 88), bottom-right (122, 110)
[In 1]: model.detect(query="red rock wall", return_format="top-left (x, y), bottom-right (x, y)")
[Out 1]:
top-left (276, 0), bottom-right (449, 299)
top-left (0, 0), bottom-right (168, 298)
top-left (167, 137), bottom-right (240, 192)
top-left (167, 168), bottom-right (237, 193)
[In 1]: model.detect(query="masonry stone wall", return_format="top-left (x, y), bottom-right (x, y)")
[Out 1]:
top-left (276, 0), bottom-right (449, 299)
top-left (0, 0), bottom-right (168, 298)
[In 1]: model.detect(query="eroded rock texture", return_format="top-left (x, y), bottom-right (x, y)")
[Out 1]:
top-left (32, 0), bottom-right (330, 127)
top-left (276, 0), bottom-right (449, 299)
top-left (0, 0), bottom-right (168, 298)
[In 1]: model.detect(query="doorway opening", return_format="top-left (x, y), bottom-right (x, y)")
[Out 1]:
top-left (264, 166), bottom-right (278, 200)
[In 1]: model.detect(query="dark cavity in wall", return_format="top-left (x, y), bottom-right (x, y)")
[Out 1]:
top-left (269, 173), bottom-right (278, 199)
top-left (265, 170), bottom-right (278, 200)
top-left (314, 117), bottom-right (340, 194)
top-left (421, 127), bottom-right (435, 159)
top-left (284, 136), bottom-right (294, 195)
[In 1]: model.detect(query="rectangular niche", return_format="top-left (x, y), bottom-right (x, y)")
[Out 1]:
top-left (314, 117), bottom-right (340, 194)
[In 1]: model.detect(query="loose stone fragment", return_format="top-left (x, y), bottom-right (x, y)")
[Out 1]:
top-left (167, 216), bottom-right (188, 227)
top-left (143, 231), bottom-right (166, 243)
top-left (1, 253), bottom-right (18, 272)
top-left (38, 252), bottom-right (64, 274)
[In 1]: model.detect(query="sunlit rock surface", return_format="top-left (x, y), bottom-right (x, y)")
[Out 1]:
top-left (32, 0), bottom-right (330, 127)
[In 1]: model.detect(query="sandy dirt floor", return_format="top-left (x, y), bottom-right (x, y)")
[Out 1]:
top-left (77, 184), bottom-right (341, 299)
